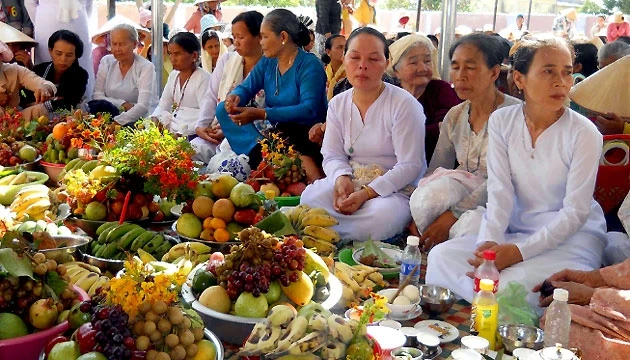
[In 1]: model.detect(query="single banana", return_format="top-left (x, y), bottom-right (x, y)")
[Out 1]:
top-left (8, 172), bottom-right (28, 185)
top-left (301, 236), bottom-right (336, 255)
top-left (88, 276), bottom-right (109, 296)
top-left (76, 272), bottom-right (100, 292)
top-left (302, 225), bottom-right (340, 243)
top-left (167, 242), bottom-right (187, 260)
top-left (188, 241), bottom-right (212, 255)
top-left (327, 315), bottom-right (353, 344)
top-left (68, 268), bottom-right (90, 284)
top-left (0, 175), bottom-right (16, 185)
top-left (300, 213), bottom-right (338, 228)
top-left (76, 262), bottom-right (102, 274)
top-left (274, 315), bottom-right (308, 352)
top-left (334, 264), bottom-right (361, 292)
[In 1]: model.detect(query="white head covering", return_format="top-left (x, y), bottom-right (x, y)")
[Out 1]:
top-left (0, 22), bottom-right (37, 46)
top-left (387, 34), bottom-right (441, 80)
top-left (91, 15), bottom-right (150, 45)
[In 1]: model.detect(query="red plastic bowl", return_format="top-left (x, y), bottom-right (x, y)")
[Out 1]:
top-left (0, 285), bottom-right (89, 360)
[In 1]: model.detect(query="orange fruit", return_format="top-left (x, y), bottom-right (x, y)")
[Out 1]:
top-left (214, 228), bottom-right (230, 243)
top-left (209, 218), bottom-right (226, 230)
top-left (202, 217), bottom-right (214, 230)
top-left (52, 122), bottom-right (70, 141)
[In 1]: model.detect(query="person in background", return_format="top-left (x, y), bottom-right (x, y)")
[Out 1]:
top-left (0, 21), bottom-right (34, 68)
top-left (151, 32), bottom-right (210, 138)
top-left (0, 39), bottom-right (55, 119)
top-left (137, 0), bottom-right (181, 40)
top-left (314, 0), bottom-right (341, 56)
top-left (219, 9), bottom-right (327, 181)
top-left (192, 10), bottom-right (264, 163)
top-left (340, 0), bottom-right (354, 36)
top-left (3, 0), bottom-right (33, 36)
top-left (515, 14), bottom-right (526, 32)
top-left (199, 14), bottom-right (227, 72)
top-left (387, 34), bottom-right (462, 162)
top-left (572, 42), bottom-right (599, 83)
top-left (185, 0), bottom-right (222, 34)
top-left (322, 35), bottom-right (346, 100)
top-left (591, 14), bottom-right (607, 39)
top-left (222, 35), bottom-right (234, 52)
top-left (607, 11), bottom-right (630, 43)
top-left (427, 34), bottom-right (439, 50)
top-left (534, 258), bottom-right (630, 359)
top-left (408, 33), bottom-right (520, 249)
top-left (426, 37), bottom-right (606, 307)
top-left (300, 27), bottom-right (426, 242)
top-left (90, 24), bottom-right (158, 125)
top-left (354, 0), bottom-right (376, 28)
top-left (597, 40), bottom-right (630, 68)
top-left (553, 8), bottom-right (578, 39)
top-left (20, 30), bottom-right (88, 114)
top-left (26, 0), bottom-right (94, 99)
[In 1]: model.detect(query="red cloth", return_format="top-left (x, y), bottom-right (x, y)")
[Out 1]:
top-left (607, 22), bottom-right (630, 42)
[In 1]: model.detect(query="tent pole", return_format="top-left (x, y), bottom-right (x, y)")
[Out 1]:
top-left (492, 0), bottom-right (498, 31)
top-left (439, 0), bottom-right (457, 81)
top-left (415, 0), bottom-right (423, 32)
top-left (108, 0), bottom-right (115, 20)
top-left (527, 0), bottom-right (533, 29)
top-left (151, 0), bottom-right (164, 95)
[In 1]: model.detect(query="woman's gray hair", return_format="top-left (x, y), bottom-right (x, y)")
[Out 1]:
top-left (111, 23), bottom-right (139, 43)
top-left (598, 41), bottom-right (630, 63)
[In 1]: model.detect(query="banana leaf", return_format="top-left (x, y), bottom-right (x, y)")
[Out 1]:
top-left (360, 239), bottom-right (397, 268)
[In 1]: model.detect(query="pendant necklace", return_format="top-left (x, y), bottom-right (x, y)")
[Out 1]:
top-left (275, 49), bottom-right (298, 96)
top-left (521, 104), bottom-right (564, 159)
top-left (348, 83), bottom-right (384, 154)
top-left (465, 93), bottom-right (499, 172)
top-left (171, 68), bottom-right (196, 116)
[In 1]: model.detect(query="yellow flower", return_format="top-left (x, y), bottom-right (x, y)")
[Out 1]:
top-left (276, 141), bottom-right (285, 151)
top-left (261, 143), bottom-right (269, 154)
top-left (271, 132), bottom-right (280, 140)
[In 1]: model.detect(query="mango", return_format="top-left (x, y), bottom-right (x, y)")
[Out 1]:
top-left (280, 271), bottom-right (314, 306)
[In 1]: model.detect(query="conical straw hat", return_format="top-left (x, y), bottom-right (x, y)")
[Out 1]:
top-left (569, 55), bottom-right (630, 118)
top-left (91, 15), bottom-right (151, 45)
top-left (0, 22), bottom-right (36, 46)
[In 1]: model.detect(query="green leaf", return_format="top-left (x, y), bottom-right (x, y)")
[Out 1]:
top-left (182, 307), bottom-right (204, 329)
top-left (495, 348), bottom-right (504, 360)
top-left (0, 248), bottom-right (34, 278)
top-left (45, 271), bottom-right (67, 297)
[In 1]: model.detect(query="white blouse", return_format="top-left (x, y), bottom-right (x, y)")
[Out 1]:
top-left (152, 68), bottom-right (211, 136)
top-left (93, 53), bottom-right (158, 125)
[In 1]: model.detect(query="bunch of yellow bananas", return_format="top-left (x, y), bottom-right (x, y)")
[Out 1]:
top-left (286, 205), bottom-right (340, 255)
top-left (161, 241), bottom-right (212, 274)
top-left (334, 262), bottom-right (387, 308)
top-left (10, 184), bottom-right (53, 221)
top-left (65, 262), bottom-right (110, 296)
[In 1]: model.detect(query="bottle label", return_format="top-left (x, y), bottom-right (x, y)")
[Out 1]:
top-left (400, 261), bottom-right (420, 276)
top-left (474, 304), bottom-right (498, 350)
top-left (473, 278), bottom-right (499, 293)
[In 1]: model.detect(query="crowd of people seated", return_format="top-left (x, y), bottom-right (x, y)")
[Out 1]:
top-left (0, 5), bottom-right (629, 351)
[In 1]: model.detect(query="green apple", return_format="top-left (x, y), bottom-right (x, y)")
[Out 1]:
top-left (0, 313), bottom-right (28, 339)
top-left (77, 352), bottom-right (107, 360)
top-left (194, 181), bottom-right (214, 199)
top-left (84, 202), bottom-right (107, 221)
top-left (235, 292), bottom-right (268, 318)
top-left (18, 145), bottom-right (38, 162)
top-left (264, 281), bottom-right (282, 304)
top-left (159, 198), bottom-right (177, 217)
top-left (48, 341), bottom-right (81, 360)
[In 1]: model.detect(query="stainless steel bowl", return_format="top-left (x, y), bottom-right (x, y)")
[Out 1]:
top-left (419, 285), bottom-right (456, 314)
top-left (181, 263), bottom-right (343, 345)
top-left (82, 252), bottom-right (125, 274)
top-left (39, 234), bottom-right (91, 263)
top-left (498, 324), bottom-right (544, 354)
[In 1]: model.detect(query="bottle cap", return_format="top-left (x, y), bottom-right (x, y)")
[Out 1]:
top-left (407, 236), bottom-right (420, 246)
top-left (264, 190), bottom-right (276, 200)
top-left (479, 279), bottom-right (494, 292)
top-left (553, 288), bottom-right (569, 302)
top-left (482, 250), bottom-right (496, 261)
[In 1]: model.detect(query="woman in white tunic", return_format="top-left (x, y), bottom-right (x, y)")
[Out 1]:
top-left (151, 32), bottom-right (210, 137)
top-left (91, 24), bottom-right (158, 126)
top-left (300, 27), bottom-right (426, 242)
top-left (426, 38), bottom-right (607, 307)
top-left (25, 0), bottom-right (95, 100)
top-left (192, 11), bottom-right (264, 163)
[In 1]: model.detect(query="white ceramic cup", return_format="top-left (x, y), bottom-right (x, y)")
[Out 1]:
top-left (460, 335), bottom-right (490, 354)
top-left (379, 319), bottom-right (402, 330)
top-left (451, 349), bottom-right (483, 360)
top-left (512, 348), bottom-right (537, 360)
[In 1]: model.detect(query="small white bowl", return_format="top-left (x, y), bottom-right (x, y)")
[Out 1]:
top-left (366, 326), bottom-right (407, 351)
top-left (460, 335), bottom-right (490, 354)
top-left (451, 349), bottom-right (483, 360)
top-left (379, 319), bottom-right (402, 330)
top-left (512, 348), bottom-right (537, 360)
top-left (377, 288), bottom-right (420, 319)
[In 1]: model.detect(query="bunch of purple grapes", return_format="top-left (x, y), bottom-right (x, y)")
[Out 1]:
top-left (81, 301), bottom-right (135, 359)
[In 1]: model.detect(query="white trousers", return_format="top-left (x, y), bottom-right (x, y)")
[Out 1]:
top-left (425, 231), bottom-right (604, 309)
top-left (300, 177), bottom-right (411, 242)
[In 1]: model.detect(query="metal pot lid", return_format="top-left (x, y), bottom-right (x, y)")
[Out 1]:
top-left (539, 346), bottom-right (578, 360)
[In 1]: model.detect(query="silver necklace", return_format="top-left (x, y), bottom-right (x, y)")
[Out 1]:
top-left (347, 83), bottom-right (384, 154)
top-left (521, 105), bottom-right (535, 159)
top-left (465, 94), bottom-right (499, 172)
top-left (274, 50), bottom-right (298, 96)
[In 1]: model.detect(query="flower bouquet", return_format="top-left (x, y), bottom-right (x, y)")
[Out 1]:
top-left (245, 132), bottom-right (307, 198)
top-left (41, 258), bottom-right (215, 360)
top-left (41, 110), bottom-right (119, 165)
top-left (60, 122), bottom-right (196, 223)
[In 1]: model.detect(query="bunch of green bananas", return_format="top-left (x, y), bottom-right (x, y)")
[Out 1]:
top-left (87, 222), bottom-right (172, 261)
top-left (286, 205), bottom-right (340, 255)
top-left (57, 158), bottom-right (100, 182)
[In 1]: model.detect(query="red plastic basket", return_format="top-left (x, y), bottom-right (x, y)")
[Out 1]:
top-left (594, 134), bottom-right (630, 214)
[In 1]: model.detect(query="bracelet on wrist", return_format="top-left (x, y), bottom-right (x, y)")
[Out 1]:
top-left (361, 185), bottom-right (377, 199)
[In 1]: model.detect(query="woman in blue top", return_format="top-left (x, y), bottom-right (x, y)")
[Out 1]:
top-left (218, 9), bottom-right (328, 181)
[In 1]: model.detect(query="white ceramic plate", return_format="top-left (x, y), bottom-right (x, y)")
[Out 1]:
top-left (414, 320), bottom-right (459, 343)
top-left (170, 204), bottom-right (183, 218)
top-left (352, 247), bottom-right (402, 275)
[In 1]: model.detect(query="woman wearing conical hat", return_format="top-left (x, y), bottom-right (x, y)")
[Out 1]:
top-left (607, 11), bottom-right (630, 43)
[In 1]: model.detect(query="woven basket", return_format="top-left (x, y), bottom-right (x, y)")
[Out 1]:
top-left (594, 134), bottom-right (630, 214)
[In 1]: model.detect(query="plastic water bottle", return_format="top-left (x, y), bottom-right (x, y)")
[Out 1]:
top-left (399, 236), bottom-right (421, 288)
top-left (473, 250), bottom-right (500, 293)
top-left (472, 279), bottom-right (499, 350)
top-left (544, 288), bottom-right (572, 348)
